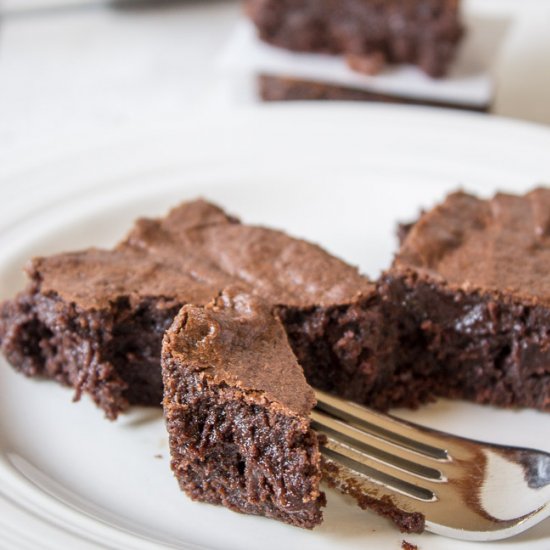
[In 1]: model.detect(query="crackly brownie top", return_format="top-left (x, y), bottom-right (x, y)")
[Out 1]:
top-left (164, 288), bottom-right (315, 417)
top-left (394, 188), bottom-right (550, 303)
top-left (28, 199), bottom-right (373, 310)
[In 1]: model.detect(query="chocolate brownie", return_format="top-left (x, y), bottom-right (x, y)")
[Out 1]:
top-left (245, 0), bottom-right (464, 78)
top-left (1, 199), bottom-right (392, 419)
top-left (381, 188), bottom-right (550, 411)
top-left (162, 288), bottom-right (325, 528)
top-left (258, 74), bottom-right (490, 112)
top-left (162, 288), bottom-right (424, 532)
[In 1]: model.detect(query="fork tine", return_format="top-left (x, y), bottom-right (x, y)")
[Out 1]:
top-left (318, 434), bottom-right (435, 501)
top-left (313, 390), bottom-right (550, 541)
top-left (321, 438), bottom-right (436, 502)
top-left (314, 389), bottom-right (473, 461)
top-left (311, 409), bottom-right (445, 482)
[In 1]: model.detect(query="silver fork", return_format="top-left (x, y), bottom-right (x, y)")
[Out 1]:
top-left (311, 389), bottom-right (550, 541)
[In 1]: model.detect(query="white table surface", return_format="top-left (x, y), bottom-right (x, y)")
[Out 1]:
top-left (0, 0), bottom-right (549, 162)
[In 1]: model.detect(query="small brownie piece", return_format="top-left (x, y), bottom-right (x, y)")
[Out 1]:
top-left (258, 74), bottom-right (488, 112)
top-left (1, 199), bottom-right (385, 419)
top-left (246, 0), bottom-right (464, 77)
top-left (381, 188), bottom-right (550, 410)
top-left (162, 288), bottom-right (325, 528)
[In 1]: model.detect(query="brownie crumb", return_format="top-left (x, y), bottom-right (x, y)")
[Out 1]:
top-left (322, 457), bottom-right (425, 533)
top-left (402, 541), bottom-right (418, 550)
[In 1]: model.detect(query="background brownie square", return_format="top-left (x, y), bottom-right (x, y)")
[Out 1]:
top-left (245, 0), bottom-right (464, 78)
top-left (381, 188), bottom-right (550, 410)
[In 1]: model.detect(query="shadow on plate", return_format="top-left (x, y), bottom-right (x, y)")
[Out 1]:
top-left (120, 406), bottom-right (164, 428)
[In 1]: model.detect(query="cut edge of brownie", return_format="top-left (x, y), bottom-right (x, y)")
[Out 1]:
top-left (278, 292), bottom-right (435, 413)
top-left (381, 265), bottom-right (550, 411)
top-left (0, 276), bottom-right (181, 419)
top-left (0, 261), bottom-right (425, 421)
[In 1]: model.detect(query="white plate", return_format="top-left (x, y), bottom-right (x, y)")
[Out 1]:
top-left (1, 104), bottom-right (550, 550)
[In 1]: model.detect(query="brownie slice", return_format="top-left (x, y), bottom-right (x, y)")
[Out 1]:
top-left (1, 199), bottom-right (388, 419)
top-left (162, 288), bottom-right (325, 528)
top-left (381, 188), bottom-right (550, 411)
top-left (258, 74), bottom-right (489, 112)
top-left (245, 0), bottom-right (464, 78)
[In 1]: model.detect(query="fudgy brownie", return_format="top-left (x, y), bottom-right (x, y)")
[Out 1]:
top-left (381, 188), bottom-right (550, 410)
top-left (258, 74), bottom-right (489, 112)
top-left (1, 199), bottom-right (392, 419)
top-left (245, 0), bottom-right (464, 78)
top-left (162, 288), bottom-right (325, 528)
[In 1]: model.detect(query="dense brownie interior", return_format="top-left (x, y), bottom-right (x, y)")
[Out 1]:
top-left (278, 297), bottom-right (420, 411)
top-left (0, 286), bottom-right (180, 417)
top-left (246, 0), bottom-right (464, 77)
top-left (381, 271), bottom-right (550, 410)
top-left (162, 289), bottom-right (325, 528)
